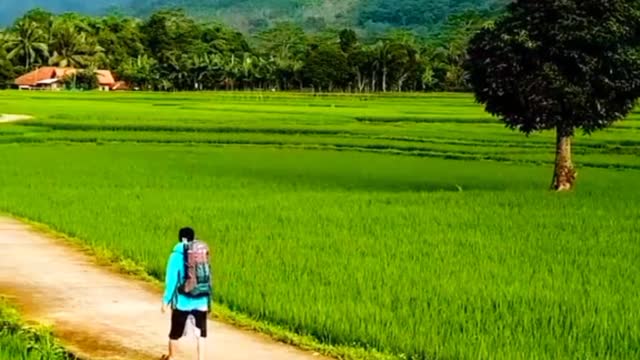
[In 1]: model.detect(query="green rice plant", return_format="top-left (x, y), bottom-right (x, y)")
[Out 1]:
top-left (0, 144), bottom-right (639, 359)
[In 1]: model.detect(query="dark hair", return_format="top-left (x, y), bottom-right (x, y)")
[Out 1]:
top-left (179, 227), bottom-right (195, 242)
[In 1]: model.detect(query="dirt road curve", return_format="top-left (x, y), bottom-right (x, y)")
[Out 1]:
top-left (0, 218), bottom-right (328, 360)
top-left (0, 114), bottom-right (32, 123)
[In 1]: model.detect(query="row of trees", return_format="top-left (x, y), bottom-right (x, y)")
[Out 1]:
top-left (0, 8), bottom-right (495, 91)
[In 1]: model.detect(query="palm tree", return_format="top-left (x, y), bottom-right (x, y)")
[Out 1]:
top-left (5, 20), bottom-right (48, 69)
top-left (166, 55), bottom-right (191, 90)
top-left (187, 53), bottom-right (222, 90)
top-left (222, 54), bottom-right (241, 90)
top-left (49, 20), bottom-right (103, 68)
top-left (373, 41), bottom-right (393, 92)
top-left (241, 52), bottom-right (255, 90)
top-left (421, 45), bottom-right (447, 90)
top-left (198, 53), bottom-right (225, 90)
top-left (0, 31), bottom-right (11, 49)
top-left (254, 56), bottom-right (275, 90)
top-left (272, 45), bottom-right (300, 90)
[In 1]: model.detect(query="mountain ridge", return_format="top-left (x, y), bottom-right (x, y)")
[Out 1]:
top-left (1, 0), bottom-right (507, 35)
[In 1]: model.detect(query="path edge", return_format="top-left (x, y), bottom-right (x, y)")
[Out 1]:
top-left (0, 299), bottom-right (84, 360)
top-left (0, 212), bottom-right (399, 360)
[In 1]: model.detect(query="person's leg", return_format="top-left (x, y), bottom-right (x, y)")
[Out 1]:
top-left (166, 310), bottom-right (188, 359)
top-left (194, 310), bottom-right (208, 360)
top-left (197, 337), bottom-right (206, 360)
top-left (168, 339), bottom-right (179, 360)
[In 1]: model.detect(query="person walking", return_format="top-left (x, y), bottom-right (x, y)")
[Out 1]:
top-left (161, 227), bottom-right (212, 360)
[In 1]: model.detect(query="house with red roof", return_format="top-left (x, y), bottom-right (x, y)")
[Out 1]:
top-left (15, 67), bottom-right (122, 91)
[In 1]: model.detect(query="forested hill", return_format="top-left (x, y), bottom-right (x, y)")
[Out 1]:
top-left (1, 0), bottom-right (508, 34)
top-left (0, 1), bottom-right (121, 25)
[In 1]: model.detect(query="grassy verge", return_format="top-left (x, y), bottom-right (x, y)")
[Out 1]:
top-left (0, 299), bottom-right (78, 360)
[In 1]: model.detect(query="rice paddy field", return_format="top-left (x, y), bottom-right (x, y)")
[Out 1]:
top-left (0, 91), bottom-right (639, 359)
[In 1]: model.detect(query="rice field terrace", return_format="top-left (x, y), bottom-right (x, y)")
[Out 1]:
top-left (0, 91), bottom-right (639, 359)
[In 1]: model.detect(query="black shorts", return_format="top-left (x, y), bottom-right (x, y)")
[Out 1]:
top-left (169, 309), bottom-right (208, 340)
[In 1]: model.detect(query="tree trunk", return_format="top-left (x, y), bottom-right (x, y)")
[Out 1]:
top-left (371, 70), bottom-right (377, 92)
top-left (356, 71), bottom-right (366, 93)
top-left (551, 128), bottom-right (577, 191)
top-left (382, 67), bottom-right (387, 92)
top-left (397, 73), bottom-right (407, 92)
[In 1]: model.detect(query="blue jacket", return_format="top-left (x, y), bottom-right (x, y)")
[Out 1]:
top-left (163, 242), bottom-right (210, 311)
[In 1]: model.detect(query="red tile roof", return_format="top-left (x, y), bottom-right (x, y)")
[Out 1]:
top-left (15, 67), bottom-right (116, 87)
top-left (15, 67), bottom-right (58, 86)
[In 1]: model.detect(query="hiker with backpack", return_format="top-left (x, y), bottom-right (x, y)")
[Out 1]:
top-left (161, 227), bottom-right (212, 360)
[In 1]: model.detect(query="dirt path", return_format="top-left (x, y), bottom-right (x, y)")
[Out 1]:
top-left (0, 218), bottom-right (328, 360)
top-left (0, 114), bottom-right (32, 123)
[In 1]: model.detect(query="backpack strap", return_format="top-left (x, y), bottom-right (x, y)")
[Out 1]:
top-left (171, 272), bottom-right (180, 309)
top-left (183, 242), bottom-right (189, 279)
top-left (178, 242), bottom-right (189, 294)
top-left (207, 262), bottom-right (213, 312)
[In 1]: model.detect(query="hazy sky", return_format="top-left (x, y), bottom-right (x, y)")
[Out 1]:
top-left (0, 0), bottom-right (128, 25)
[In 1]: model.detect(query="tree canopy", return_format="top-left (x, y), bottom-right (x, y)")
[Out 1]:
top-left (0, 7), bottom-right (498, 93)
top-left (466, 0), bottom-right (640, 190)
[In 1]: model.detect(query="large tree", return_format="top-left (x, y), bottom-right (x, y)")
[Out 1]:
top-left (303, 42), bottom-right (350, 92)
top-left (257, 22), bottom-right (307, 90)
top-left (141, 9), bottom-right (202, 65)
top-left (91, 15), bottom-right (145, 70)
top-left (467, 0), bottom-right (640, 191)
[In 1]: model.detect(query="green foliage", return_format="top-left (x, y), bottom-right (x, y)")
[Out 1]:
top-left (1, 5), bottom-right (501, 92)
top-left (91, 15), bottom-right (145, 70)
top-left (1, 91), bottom-right (640, 358)
top-left (467, 0), bottom-right (640, 135)
top-left (467, 0), bottom-right (640, 189)
top-left (0, 301), bottom-right (76, 360)
top-left (125, 0), bottom-right (506, 36)
top-left (4, 18), bottom-right (49, 68)
top-left (357, 0), bottom-right (505, 33)
top-left (1, 0), bottom-right (506, 37)
top-left (118, 54), bottom-right (159, 90)
top-left (141, 9), bottom-right (200, 63)
top-left (0, 37), bottom-right (16, 88)
top-left (49, 18), bottom-right (103, 67)
top-left (60, 69), bottom-right (99, 90)
top-left (303, 42), bottom-right (349, 91)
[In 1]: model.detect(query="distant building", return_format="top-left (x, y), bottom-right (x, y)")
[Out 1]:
top-left (14, 67), bottom-right (122, 91)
